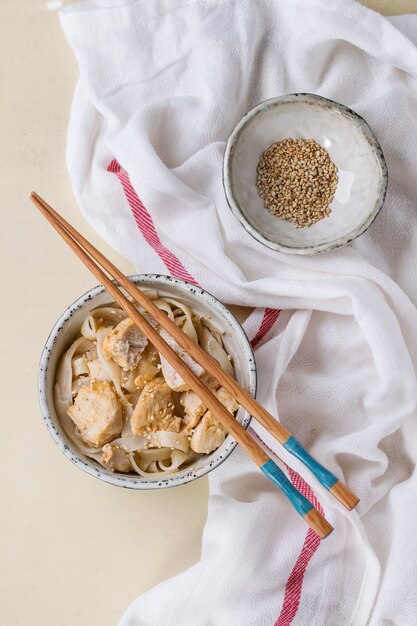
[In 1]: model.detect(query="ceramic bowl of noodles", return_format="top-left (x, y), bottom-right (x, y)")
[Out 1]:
top-left (39, 274), bottom-right (257, 489)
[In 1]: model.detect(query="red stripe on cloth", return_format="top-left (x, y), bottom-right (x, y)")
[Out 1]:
top-left (107, 159), bottom-right (197, 285)
top-left (275, 465), bottom-right (323, 626)
top-left (275, 527), bottom-right (321, 626)
top-left (251, 308), bottom-right (281, 348)
top-left (250, 429), bottom-right (324, 626)
top-left (107, 157), bottom-right (319, 625)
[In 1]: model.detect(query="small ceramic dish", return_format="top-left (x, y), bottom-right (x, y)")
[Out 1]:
top-left (38, 275), bottom-right (257, 489)
top-left (223, 93), bottom-right (388, 255)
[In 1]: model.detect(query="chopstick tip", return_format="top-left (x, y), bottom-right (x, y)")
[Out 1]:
top-left (304, 509), bottom-right (333, 539)
top-left (330, 481), bottom-right (360, 511)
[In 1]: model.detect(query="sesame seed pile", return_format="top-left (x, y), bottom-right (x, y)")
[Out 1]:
top-left (256, 138), bottom-right (338, 228)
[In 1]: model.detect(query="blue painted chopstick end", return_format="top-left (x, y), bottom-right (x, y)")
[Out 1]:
top-left (283, 436), bottom-right (338, 490)
top-left (261, 459), bottom-right (313, 517)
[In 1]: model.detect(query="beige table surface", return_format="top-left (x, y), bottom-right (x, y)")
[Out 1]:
top-left (1, 1), bottom-right (415, 625)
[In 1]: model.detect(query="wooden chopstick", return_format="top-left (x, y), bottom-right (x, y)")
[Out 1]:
top-left (31, 192), bottom-right (359, 512)
top-left (31, 191), bottom-right (333, 539)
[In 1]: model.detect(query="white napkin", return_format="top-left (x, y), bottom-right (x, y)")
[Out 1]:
top-left (60, 1), bottom-right (417, 623)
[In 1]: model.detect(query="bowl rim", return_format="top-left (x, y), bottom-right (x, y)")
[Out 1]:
top-left (38, 274), bottom-right (257, 489)
top-left (222, 92), bottom-right (388, 255)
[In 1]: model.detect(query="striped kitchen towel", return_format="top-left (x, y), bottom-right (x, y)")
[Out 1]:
top-left (61, 1), bottom-right (417, 624)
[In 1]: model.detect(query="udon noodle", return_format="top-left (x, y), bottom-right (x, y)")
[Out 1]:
top-left (54, 290), bottom-right (238, 476)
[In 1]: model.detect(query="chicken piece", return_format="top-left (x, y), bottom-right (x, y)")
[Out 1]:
top-left (72, 355), bottom-right (89, 377)
top-left (181, 381), bottom-right (235, 432)
top-left (180, 390), bottom-right (206, 419)
top-left (102, 318), bottom-right (148, 371)
top-left (101, 444), bottom-right (131, 472)
top-left (67, 380), bottom-right (122, 447)
top-left (180, 392), bottom-right (206, 431)
top-left (87, 358), bottom-right (112, 381)
top-left (181, 411), bottom-right (202, 433)
top-left (180, 374), bottom-right (220, 430)
top-left (134, 343), bottom-right (160, 391)
top-left (190, 411), bottom-right (227, 454)
top-left (159, 328), bottom-right (205, 392)
top-left (131, 378), bottom-right (182, 435)
top-left (215, 386), bottom-right (239, 414)
top-left (190, 387), bottom-right (238, 453)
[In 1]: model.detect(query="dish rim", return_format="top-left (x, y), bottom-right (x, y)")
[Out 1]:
top-left (222, 92), bottom-right (388, 255)
top-left (38, 273), bottom-right (257, 489)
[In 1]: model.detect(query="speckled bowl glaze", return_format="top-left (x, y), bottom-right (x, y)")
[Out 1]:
top-left (223, 93), bottom-right (388, 255)
top-left (38, 275), bottom-right (256, 489)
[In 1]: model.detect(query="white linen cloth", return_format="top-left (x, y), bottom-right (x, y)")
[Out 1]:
top-left (60, 1), bottom-right (417, 624)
